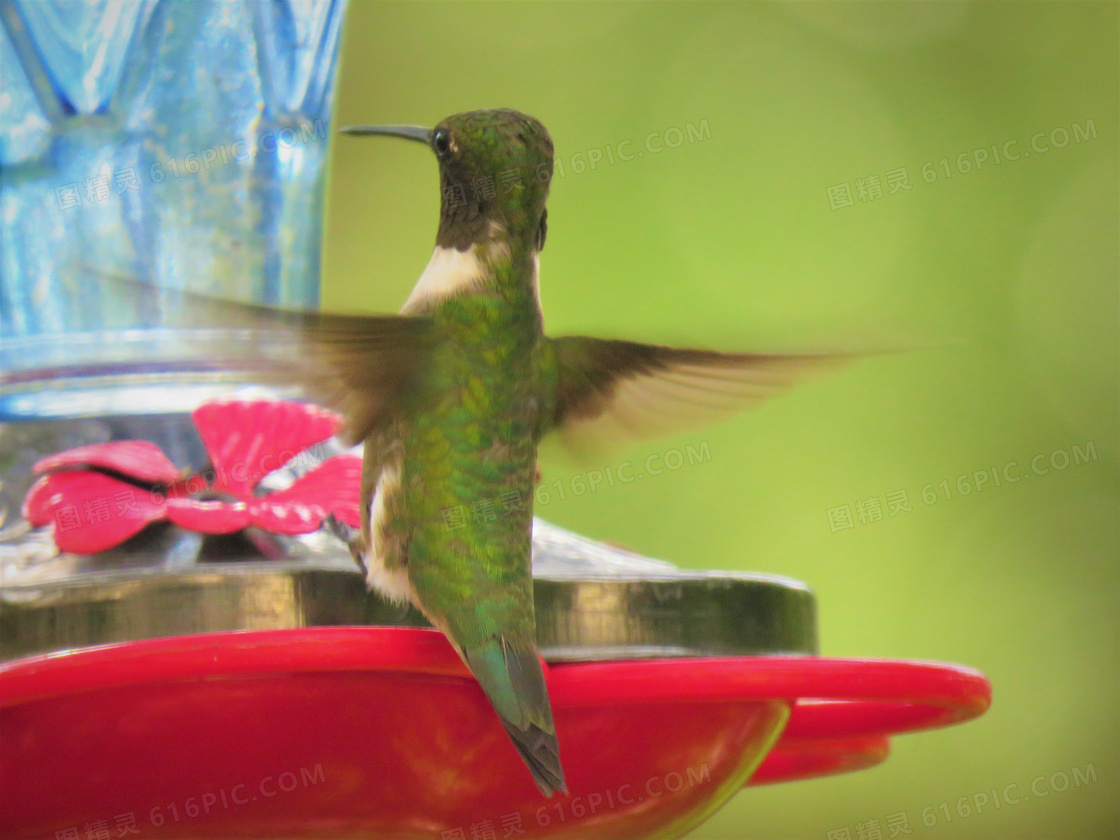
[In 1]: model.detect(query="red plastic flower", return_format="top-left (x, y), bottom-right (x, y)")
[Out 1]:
top-left (22, 400), bottom-right (362, 555)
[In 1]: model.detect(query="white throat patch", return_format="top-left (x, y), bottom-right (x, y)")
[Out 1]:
top-left (400, 246), bottom-right (485, 314)
top-left (399, 235), bottom-right (540, 316)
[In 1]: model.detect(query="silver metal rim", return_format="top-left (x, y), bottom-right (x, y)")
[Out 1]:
top-left (0, 520), bottom-right (818, 663)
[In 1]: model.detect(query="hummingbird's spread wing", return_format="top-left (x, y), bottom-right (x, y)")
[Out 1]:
top-left (176, 303), bottom-right (441, 446)
top-left (281, 310), bottom-right (441, 444)
top-left (67, 267), bottom-right (442, 445)
top-left (543, 336), bottom-right (851, 454)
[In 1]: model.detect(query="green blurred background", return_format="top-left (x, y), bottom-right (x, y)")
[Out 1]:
top-left (322, 3), bottom-right (1117, 838)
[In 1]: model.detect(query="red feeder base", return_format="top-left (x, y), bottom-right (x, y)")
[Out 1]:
top-left (0, 627), bottom-right (991, 839)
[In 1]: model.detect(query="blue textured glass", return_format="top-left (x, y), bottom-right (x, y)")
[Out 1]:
top-left (0, 0), bottom-right (348, 405)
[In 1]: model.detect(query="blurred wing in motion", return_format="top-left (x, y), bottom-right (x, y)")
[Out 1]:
top-left (264, 307), bottom-right (441, 444)
top-left (543, 335), bottom-right (851, 454)
top-left (69, 266), bottom-right (441, 444)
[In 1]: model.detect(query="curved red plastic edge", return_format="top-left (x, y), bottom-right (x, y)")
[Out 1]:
top-left (0, 626), bottom-right (991, 788)
top-left (550, 656), bottom-right (991, 734)
top-left (750, 735), bottom-right (891, 785)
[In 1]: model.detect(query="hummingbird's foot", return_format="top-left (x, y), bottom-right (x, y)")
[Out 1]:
top-left (323, 512), bottom-right (355, 543)
top-left (323, 514), bottom-right (367, 577)
top-left (351, 547), bottom-right (368, 578)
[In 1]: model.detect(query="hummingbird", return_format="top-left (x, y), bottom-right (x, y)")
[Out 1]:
top-left (227, 109), bottom-right (848, 797)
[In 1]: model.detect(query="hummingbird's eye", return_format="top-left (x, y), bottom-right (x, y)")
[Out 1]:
top-left (433, 129), bottom-right (453, 160)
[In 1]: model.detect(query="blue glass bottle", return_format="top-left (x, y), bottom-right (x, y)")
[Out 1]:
top-left (0, 0), bottom-right (348, 417)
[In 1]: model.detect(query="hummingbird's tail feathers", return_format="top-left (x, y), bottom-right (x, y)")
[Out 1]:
top-left (501, 717), bottom-right (567, 798)
top-left (541, 336), bottom-right (854, 460)
top-left (465, 639), bottom-right (567, 797)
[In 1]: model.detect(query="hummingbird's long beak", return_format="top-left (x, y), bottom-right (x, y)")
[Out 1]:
top-left (339, 124), bottom-right (433, 145)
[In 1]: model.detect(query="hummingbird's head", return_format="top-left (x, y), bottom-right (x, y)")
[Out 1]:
top-left (342, 109), bottom-right (554, 253)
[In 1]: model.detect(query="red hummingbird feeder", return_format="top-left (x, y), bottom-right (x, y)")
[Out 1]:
top-left (0, 400), bottom-right (991, 839)
top-left (0, 628), bottom-right (990, 839)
